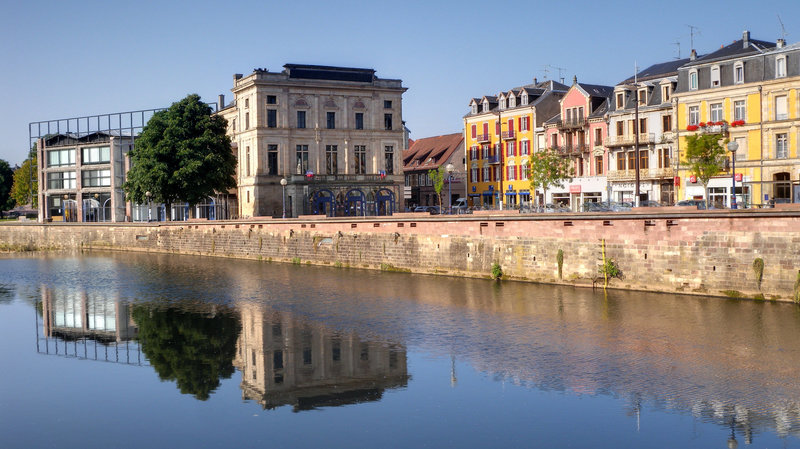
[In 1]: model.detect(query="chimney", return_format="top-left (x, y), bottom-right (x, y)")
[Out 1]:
top-left (218, 94), bottom-right (225, 111)
top-left (690, 49), bottom-right (697, 61)
top-left (572, 75), bottom-right (578, 85)
top-left (533, 77), bottom-right (538, 85)
top-left (742, 30), bottom-right (750, 49)
top-left (234, 73), bottom-right (243, 81)
top-left (777, 38), bottom-right (785, 48)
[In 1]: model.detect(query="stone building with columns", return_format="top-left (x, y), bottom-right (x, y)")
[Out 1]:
top-left (219, 64), bottom-right (407, 218)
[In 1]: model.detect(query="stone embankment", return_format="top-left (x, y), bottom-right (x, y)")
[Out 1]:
top-left (2, 207), bottom-right (800, 301)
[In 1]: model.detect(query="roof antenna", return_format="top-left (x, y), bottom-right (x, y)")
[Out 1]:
top-left (547, 65), bottom-right (566, 84)
top-left (778, 14), bottom-right (789, 40)
top-left (673, 40), bottom-right (681, 59)
top-left (542, 65), bottom-right (550, 80)
top-left (687, 25), bottom-right (701, 50)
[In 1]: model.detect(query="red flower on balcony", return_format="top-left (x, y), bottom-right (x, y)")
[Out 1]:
top-left (686, 125), bottom-right (699, 131)
top-left (698, 122), bottom-right (706, 127)
top-left (715, 121), bottom-right (725, 126)
top-left (731, 120), bottom-right (745, 127)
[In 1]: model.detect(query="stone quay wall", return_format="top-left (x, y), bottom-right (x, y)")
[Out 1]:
top-left (2, 208), bottom-right (800, 301)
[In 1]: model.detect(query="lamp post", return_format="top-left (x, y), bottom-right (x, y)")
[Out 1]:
top-left (145, 191), bottom-right (152, 221)
top-left (727, 140), bottom-right (738, 209)
top-left (445, 163), bottom-right (455, 214)
top-left (280, 178), bottom-right (287, 218)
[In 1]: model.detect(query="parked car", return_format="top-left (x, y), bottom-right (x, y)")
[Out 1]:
top-left (413, 206), bottom-right (441, 215)
top-left (452, 198), bottom-right (470, 214)
top-left (636, 200), bottom-right (662, 208)
top-left (609, 201), bottom-right (632, 212)
top-left (676, 199), bottom-right (709, 210)
top-left (583, 201), bottom-right (611, 212)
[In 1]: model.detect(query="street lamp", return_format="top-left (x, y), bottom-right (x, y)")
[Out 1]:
top-left (445, 162), bottom-right (455, 214)
top-left (727, 140), bottom-right (738, 209)
top-left (280, 178), bottom-right (287, 218)
top-left (145, 191), bottom-right (152, 221)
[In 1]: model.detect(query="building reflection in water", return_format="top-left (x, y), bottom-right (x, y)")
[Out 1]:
top-left (37, 286), bottom-right (145, 366)
top-left (234, 302), bottom-right (409, 412)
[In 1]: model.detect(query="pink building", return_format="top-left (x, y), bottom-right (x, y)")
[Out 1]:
top-left (541, 76), bottom-right (612, 210)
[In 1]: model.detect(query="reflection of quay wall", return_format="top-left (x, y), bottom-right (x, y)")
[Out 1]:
top-left (234, 303), bottom-right (408, 411)
top-left (3, 210), bottom-right (800, 300)
top-left (41, 286), bottom-right (137, 342)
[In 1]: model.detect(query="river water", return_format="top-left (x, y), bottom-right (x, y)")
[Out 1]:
top-left (1, 252), bottom-right (799, 448)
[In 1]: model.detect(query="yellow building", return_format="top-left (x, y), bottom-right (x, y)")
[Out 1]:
top-left (674, 32), bottom-right (800, 207)
top-left (463, 80), bottom-right (567, 208)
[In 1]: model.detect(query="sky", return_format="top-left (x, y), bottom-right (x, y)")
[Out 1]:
top-left (1, 0), bottom-right (798, 166)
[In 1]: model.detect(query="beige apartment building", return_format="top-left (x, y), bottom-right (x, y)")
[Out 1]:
top-left (219, 64), bottom-right (407, 218)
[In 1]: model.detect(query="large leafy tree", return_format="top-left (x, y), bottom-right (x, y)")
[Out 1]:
top-left (10, 146), bottom-right (38, 208)
top-left (132, 304), bottom-right (240, 401)
top-left (124, 94), bottom-right (236, 219)
top-left (684, 133), bottom-right (727, 205)
top-left (427, 166), bottom-right (446, 210)
top-left (528, 148), bottom-right (574, 206)
top-left (0, 159), bottom-right (14, 212)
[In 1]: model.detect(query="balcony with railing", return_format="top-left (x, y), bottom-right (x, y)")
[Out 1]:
top-left (476, 133), bottom-right (491, 143)
top-left (606, 167), bottom-right (674, 181)
top-left (557, 118), bottom-right (588, 130)
top-left (487, 154), bottom-right (501, 164)
top-left (605, 133), bottom-right (655, 147)
top-left (501, 130), bottom-right (516, 140)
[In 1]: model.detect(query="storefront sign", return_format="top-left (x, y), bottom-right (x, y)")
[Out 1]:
top-left (735, 173), bottom-right (743, 182)
top-left (689, 175), bottom-right (697, 183)
top-left (569, 185), bottom-right (582, 194)
top-left (674, 176), bottom-right (680, 187)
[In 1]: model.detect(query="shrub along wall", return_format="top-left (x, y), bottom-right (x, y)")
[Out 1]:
top-left (2, 210), bottom-right (800, 301)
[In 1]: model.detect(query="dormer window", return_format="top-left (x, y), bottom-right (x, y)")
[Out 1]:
top-left (471, 103), bottom-right (478, 114)
top-left (499, 98), bottom-right (507, 109)
top-left (521, 94), bottom-right (528, 105)
top-left (776, 55), bottom-right (787, 78)
top-left (482, 101), bottom-right (489, 112)
top-left (637, 89), bottom-right (647, 105)
top-left (509, 96), bottom-right (516, 108)
top-left (734, 62), bottom-right (744, 84)
top-left (689, 69), bottom-right (698, 90)
top-left (616, 92), bottom-right (624, 109)
top-left (662, 85), bottom-right (671, 102)
top-left (710, 65), bottom-right (720, 87)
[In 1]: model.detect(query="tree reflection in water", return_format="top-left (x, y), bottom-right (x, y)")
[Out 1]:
top-left (132, 304), bottom-right (240, 400)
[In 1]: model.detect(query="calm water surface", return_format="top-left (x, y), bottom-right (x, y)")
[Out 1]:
top-left (1, 252), bottom-right (800, 448)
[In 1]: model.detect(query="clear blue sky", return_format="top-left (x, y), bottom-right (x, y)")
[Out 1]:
top-left (1, 0), bottom-right (797, 166)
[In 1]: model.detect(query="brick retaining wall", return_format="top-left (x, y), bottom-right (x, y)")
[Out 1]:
top-left (2, 209), bottom-right (800, 301)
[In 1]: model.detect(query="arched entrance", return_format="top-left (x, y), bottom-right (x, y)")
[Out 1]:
top-left (375, 188), bottom-right (395, 216)
top-left (344, 189), bottom-right (366, 216)
top-left (310, 189), bottom-right (336, 217)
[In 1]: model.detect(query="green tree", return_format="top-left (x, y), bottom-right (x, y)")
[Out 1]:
top-left (0, 159), bottom-right (14, 212)
top-left (528, 148), bottom-right (574, 207)
top-left (684, 133), bottom-right (727, 205)
top-left (124, 94), bottom-right (236, 219)
top-left (10, 149), bottom-right (38, 208)
top-left (428, 166), bottom-right (446, 211)
top-left (133, 304), bottom-right (240, 401)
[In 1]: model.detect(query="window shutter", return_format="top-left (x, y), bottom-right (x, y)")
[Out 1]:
top-left (471, 125), bottom-right (476, 139)
top-left (518, 117), bottom-right (522, 130)
top-left (483, 123), bottom-right (489, 135)
top-left (496, 121), bottom-right (500, 135)
top-left (509, 119), bottom-right (514, 132)
top-left (526, 116), bottom-right (530, 130)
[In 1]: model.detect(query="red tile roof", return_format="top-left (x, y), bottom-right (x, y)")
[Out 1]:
top-left (402, 133), bottom-right (464, 172)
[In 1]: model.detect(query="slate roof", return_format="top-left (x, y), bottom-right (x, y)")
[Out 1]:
top-left (682, 37), bottom-right (775, 67)
top-left (618, 58), bottom-right (692, 84)
top-left (402, 133), bottom-right (464, 172)
top-left (577, 83), bottom-right (614, 99)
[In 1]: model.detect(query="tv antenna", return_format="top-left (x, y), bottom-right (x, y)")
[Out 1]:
top-left (541, 65), bottom-right (550, 80)
top-left (778, 14), bottom-right (789, 40)
top-left (673, 40), bottom-right (681, 59)
top-left (687, 25), bottom-right (701, 50)
top-left (547, 65), bottom-right (567, 84)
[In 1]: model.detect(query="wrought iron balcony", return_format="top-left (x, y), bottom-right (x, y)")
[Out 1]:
top-left (476, 133), bottom-right (491, 143)
top-left (605, 133), bottom-right (655, 147)
top-left (501, 130), bottom-right (516, 140)
top-left (606, 167), bottom-right (674, 181)
top-left (487, 154), bottom-right (501, 164)
top-left (557, 118), bottom-right (588, 130)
